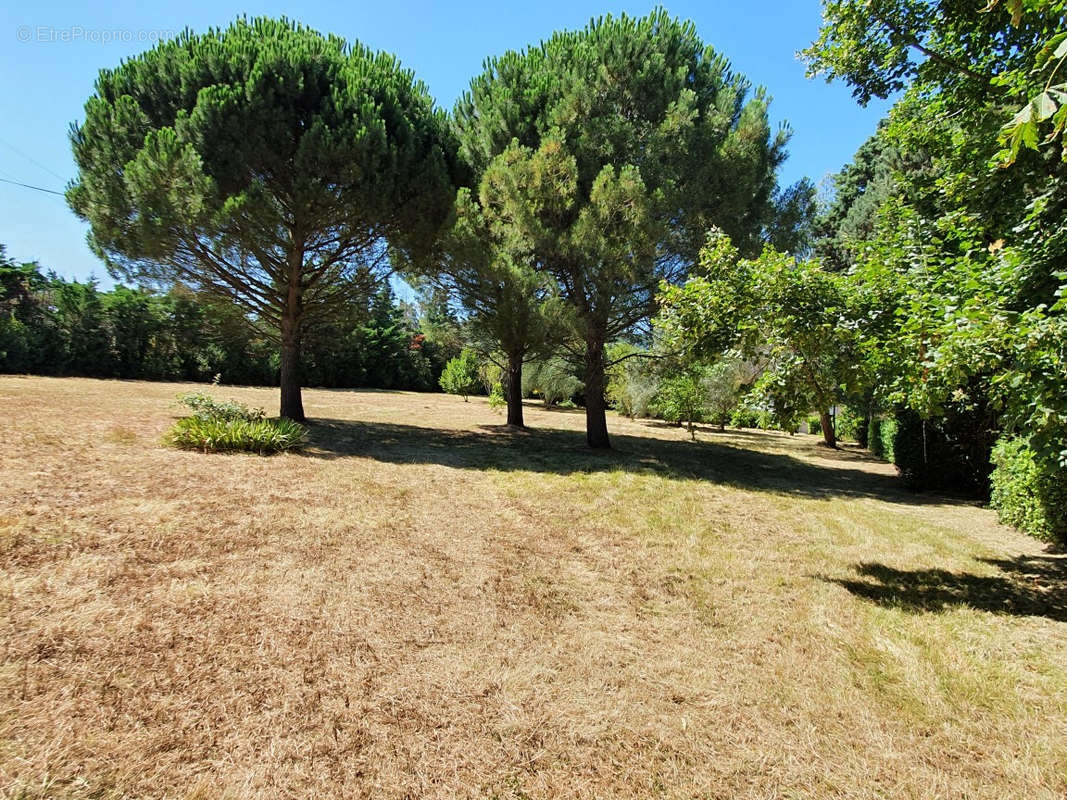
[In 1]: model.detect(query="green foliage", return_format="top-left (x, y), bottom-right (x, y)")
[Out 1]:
top-left (701, 356), bottom-right (749, 428)
top-left (657, 234), bottom-right (863, 445)
top-left (439, 349), bottom-right (482, 400)
top-left (487, 382), bottom-right (506, 411)
top-left (167, 390), bottom-right (305, 453)
top-left (67, 16), bottom-right (457, 419)
top-left (653, 373), bottom-right (707, 439)
top-left (606, 344), bottom-right (661, 419)
top-left (165, 416), bottom-right (306, 454)
top-left (456, 10), bottom-right (789, 446)
top-left (990, 436), bottom-right (1067, 543)
top-left (177, 392), bottom-right (265, 422)
top-left (0, 255), bottom-right (449, 391)
top-left (523, 358), bottom-right (582, 407)
top-left (806, 0), bottom-right (1067, 518)
top-left (836, 406), bottom-right (869, 445)
top-left (869, 416), bottom-right (898, 462)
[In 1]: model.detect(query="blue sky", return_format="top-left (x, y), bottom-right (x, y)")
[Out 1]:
top-left (0, 0), bottom-right (891, 286)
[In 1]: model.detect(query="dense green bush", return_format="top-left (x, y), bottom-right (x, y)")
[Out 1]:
top-left (869, 416), bottom-right (897, 461)
top-left (166, 416), bottom-right (307, 454)
top-left (167, 392), bottom-right (305, 453)
top-left (836, 406), bottom-right (869, 446)
top-left (990, 437), bottom-right (1067, 544)
top-left (890, 407), bottom-right (996, 494)
top-left (731, 406), bottom-right (762, 429)
top-left (439, 349), bottom-right (482, 400)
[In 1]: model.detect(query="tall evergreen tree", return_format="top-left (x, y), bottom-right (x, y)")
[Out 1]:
top-left (67, 17), bottom-right (457, 420)
top-left (455, 10), bottom-right (788, 447)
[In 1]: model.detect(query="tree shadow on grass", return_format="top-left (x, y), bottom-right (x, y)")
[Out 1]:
top-left (303, 417), bottom-right (960, 506)
top-left (822, 555), bottom-right (1067, 622)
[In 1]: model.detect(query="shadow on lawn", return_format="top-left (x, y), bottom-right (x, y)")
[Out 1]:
top-left (303, 417), bottom-right (956, 506)
top-left (824, 556), bottom-right (1067, 622)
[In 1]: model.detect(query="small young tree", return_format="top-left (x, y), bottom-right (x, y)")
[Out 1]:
top-left (439, 349), bottom-right (481, 401)
top-left (420, 187), bottom-right (569, 428)
top-left (654, 373), bottom-right (709, 440)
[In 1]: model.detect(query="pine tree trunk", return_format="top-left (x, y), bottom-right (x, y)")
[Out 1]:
top-left (279, 315), bottom-right (305, 422)
top-left (506, 352), bottom-right (524, 428)
top-left (584, 334), bottom-right (610, 449)
top-left (819, 409), bottom-right (836, 448)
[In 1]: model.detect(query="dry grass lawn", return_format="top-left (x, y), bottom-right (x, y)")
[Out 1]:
top-left (1, 375), bottom-right (1065, 799)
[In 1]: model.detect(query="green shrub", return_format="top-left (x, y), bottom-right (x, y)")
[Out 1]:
top-left (177, 392), bottom-right (265, 422)
top-left (990, 437), bottom-right (1067, 544)
top-left (524, 358), bottom-right (583, 407)
top-left (487, 382), bottom-right (506, 411)
top-left (439, 349), bottom-right (482, 400)
top-left (889, 407), bottom-right (995, 494)
top-left (731, 406), bottom-right (761, 428)
top-left (165, 416), bottom-right (307, 454)
top-left (653, 374), bottom-right (707, 439)
top-left (869, 416), bottom-right (897, 461)
top-left (606, 344), bottom-right (659, 418)
top-left (836, 406), bottom-right (869, 445)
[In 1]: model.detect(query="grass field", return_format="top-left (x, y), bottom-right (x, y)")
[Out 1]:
top-left (1, 376), bottom-right (1064, 799)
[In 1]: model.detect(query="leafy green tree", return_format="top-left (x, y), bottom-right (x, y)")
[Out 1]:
top-left (455, 10), bottom-right (788, 447)
top-left (52, 279), bottom-right (113, 377)
top-left (654, 372), bottom-right (708, 440)
top-left (806, 0), bottom-right (1067, 535)
top-left (658, 234), bottom-right (862, 447)
top-left (424, 186), bottom-right (569, 427)
top-left (702, 356), bottom-right (750, 430)
top-left (67, 17), bottom-right (456, 421)
top-left (439, 349), bottom-right (481, 401)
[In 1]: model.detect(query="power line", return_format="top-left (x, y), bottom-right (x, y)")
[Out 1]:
top-left (0, 135), bottom-right (67, 182)
top-left (0, 176), bottom-right (65, 196)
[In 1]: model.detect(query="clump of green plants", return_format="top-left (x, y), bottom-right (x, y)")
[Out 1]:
top-left (177, 392), bottom-right (265, 422)
top-left (167, 393), bottom-right (306, 454)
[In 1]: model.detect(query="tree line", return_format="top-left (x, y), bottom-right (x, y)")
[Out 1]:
top-left (0, 249), bottom-right (456, 391)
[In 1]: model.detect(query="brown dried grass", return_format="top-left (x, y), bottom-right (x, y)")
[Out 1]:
top-left (1, 376), bottom-right (1064, 799)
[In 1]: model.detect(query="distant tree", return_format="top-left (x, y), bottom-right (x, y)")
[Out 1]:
top-left (523, 357), bottom-right (583, 408)
top-left (455, 10), bottom-right (788, 447)
top-left (67, 17), bottom-right (456, 421)
top-left (654, 372), bottom-right (708, 440)
top-left (439, 348), bottom-right (481, 401)
top-left (766, 178), bottom-right (818, 257)
top-left (702, 356), bottom-right (749, 430)
top-left (422, 186), bottom-right (569, 427)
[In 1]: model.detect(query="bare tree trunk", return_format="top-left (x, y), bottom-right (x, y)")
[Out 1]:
top-left (584, 334), bottom-right (610, 449)
top-left (279, 245), bottom-right (305, 423)
top-left (818, 409), bottom-right (837, 448)
top-left (506, 352), bottom-right (524, 428)
top-left (279, 315), bottom-right (305, 422)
